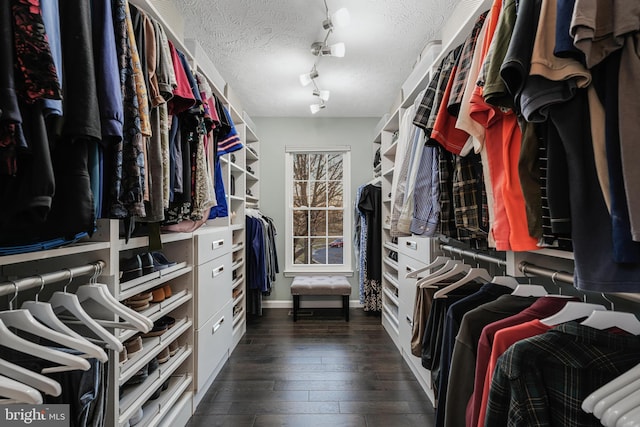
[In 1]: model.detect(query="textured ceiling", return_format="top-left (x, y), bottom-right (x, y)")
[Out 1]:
top-left (173, 0), bottom-right (456, 118)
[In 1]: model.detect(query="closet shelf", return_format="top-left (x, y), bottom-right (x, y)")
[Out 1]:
top-left (0, 241), bottom-right (110, 266)
top-left (533, 248), bottom-right (575, 260)
top-left (132, 374), bottom-right (192, 427)
top-left (229, 162), bottom-right (243, 173)
top-left (232, 317), bottom-right (245, 336)
top-left (383, 167), bottom-right (395, 178)
top-left (384, 241), bottom-right (399, 251)
top-left (383, 272), bottom-right (399, 290)
top-left (383, 257), bottom-right (399, 271)
top-left (246, 195), bottom-right (259, 204)
top-left (232, 276), bottom-right (244, 291)
top-left (119, 233), bottom-right (192, 251)
top-left (119, 318), bottom-right (192, 386)
top-left (245, 148), bottom-right (259, 161)
top-left (383, 142), bottom-right (398, 158)
top-left (118, 345), bottom-right (192, 422)
top-left (231, 259), bottom-right (245, 271)
top-left (382, 308), bottom-right (399, 336)
top-left (119, 291), bottom-right (193, 342)
top-left (230, 224), bottom-right (244, 231)
top-left (229, 195), bottom-right (245, 203)
top-left (232, 290), bottom-right (244, 307)
top-left (232, 307), bottom-right (244, 327)
top-left (231, 242), bottom-right (244, 253)
top-left (383, 287), bottom-right (400, 307)
top-left (119, 264), bottom-right (192, 298)
top-left (246, 172), bottom-right (258, 182)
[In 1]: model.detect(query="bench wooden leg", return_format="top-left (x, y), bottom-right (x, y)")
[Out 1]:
top-left (293, 295), bottom-right (300, 322)
top-left (342, 295), bottom-right (349, 322)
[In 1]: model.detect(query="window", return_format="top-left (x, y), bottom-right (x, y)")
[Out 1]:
top-left (285, 147), bottom-right (352, 274)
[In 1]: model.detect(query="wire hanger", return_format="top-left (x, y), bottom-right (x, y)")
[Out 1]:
top-left (48, 269), bottom-right (124, 353)
top-left (22, 275), bottom-right (108, 363)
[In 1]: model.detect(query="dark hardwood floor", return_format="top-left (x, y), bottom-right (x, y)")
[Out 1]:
top-left (188, 308), bottom-right (435, 427)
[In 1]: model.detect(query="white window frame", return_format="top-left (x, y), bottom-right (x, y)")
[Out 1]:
top-left (284, 146), bottom-right (352, 275)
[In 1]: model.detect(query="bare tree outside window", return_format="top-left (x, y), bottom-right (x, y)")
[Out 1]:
top-left (292, 152), bottom-right (345, 265)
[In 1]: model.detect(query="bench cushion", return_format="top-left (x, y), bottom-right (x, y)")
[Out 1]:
top-left (291, 276), bottom-right (351, 296)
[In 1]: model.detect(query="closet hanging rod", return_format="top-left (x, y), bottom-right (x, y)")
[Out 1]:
top-left (0, 260), bottom-right (106, 298)
top-left (518, 261), bottom-right (574, 285)
top-left (440, 244), bottom-right (507, 267)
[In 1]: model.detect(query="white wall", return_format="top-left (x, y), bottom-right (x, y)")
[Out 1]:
top-left (253, 117), bottom-right (379, 304)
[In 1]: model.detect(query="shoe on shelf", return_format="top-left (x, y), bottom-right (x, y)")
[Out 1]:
top-left (162, 284), bottom-right (172, 299)
top-left (124, 335), bottom-right (143, 357)
top-left (124, 291), bottom-right (153, 311)
top-left (124, 363), bottom-right (148, 386)
top-left (157, 346), bottom-right (170, 364)
top-left (168, 340), bottom-right (179, 356)
top-left (147, 357), bottom-right (159, 375)
top-left (119, 347), bottom-right (128, 364)
top-left (141, 322), bottom-right (168, 338)
top-left (129, 407), bottom-right (143, 426)
top-left (150, 252), bottom-right (177, 270)
top-left (150, 287), bottom-right (165, 303)
top-left (120, 255), bottom-right (142, 282)
top-left (140, 252), bottom-right (155, 275)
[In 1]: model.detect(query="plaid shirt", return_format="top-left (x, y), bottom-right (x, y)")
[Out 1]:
top-left (437, 146), bottom-right (457, 237)
top-left (448, 11), bottom-right (489, 116)
top-left (485, 322), bottom-right (640, 427)
top-left (414, 46), bottom-right (462, 132)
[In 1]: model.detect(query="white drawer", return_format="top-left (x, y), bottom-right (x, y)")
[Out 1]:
top-left (195, 228), bottom-right (231, 265)
top-left (196, 252), bottom-right (232, 328)
top-left (398, 236), bottom-right (434, 261)
top-left (195, 301), bottom-right (232, 391)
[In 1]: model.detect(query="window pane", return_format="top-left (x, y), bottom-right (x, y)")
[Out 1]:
top-left (328, 211), bottom-right (343, 235)
top-left (328, 239), bottom-right (344, 265)
top-left (308, 181), bottom-right (327, 207)
top-left (294, 181), bottom-right (309, 207)
top-left (309, 154), bottom-right (326, 181)
top-left (293, 210), bottom-right (308, 237)
top-left (293, 238), bottom-right (309, 264)
top-left (327, 154), bottom-right (343, 180)
top-left (327, 181), bottom-right (343, 207)
top-left (293, 154), bottom-right (308, 181)
top-left (311, 238), bottom-right (327, 264)
top-left (310, 211), bottom-right (326, 236)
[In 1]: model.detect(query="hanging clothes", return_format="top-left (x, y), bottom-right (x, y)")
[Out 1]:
top-left (357, 183), bottom-right (381, 312)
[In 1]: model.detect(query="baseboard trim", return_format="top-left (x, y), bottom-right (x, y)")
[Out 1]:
top-left (262, 299), bottom-right (363, 309)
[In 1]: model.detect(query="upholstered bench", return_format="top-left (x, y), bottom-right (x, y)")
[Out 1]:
top-left (290, 276), bottom-right (351, 322)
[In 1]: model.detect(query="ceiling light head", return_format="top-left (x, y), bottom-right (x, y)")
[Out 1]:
top-left (322, 7), bottom-right (350, 30)
top-left (299, 68), bottom-right (319, 86)
top-left (311, 41), bottom-right (346, 57)
top-left (313, 89), bottom-right (330, 102)
top-left (310, 102), bottom-right (326, 114)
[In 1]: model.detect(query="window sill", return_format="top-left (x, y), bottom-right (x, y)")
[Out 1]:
top-left (283, 270), bottom-right (354, 278)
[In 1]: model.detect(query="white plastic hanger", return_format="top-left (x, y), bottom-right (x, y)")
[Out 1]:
top-left (583, 364), bottom-right (640, 413)
top-left (19, 276), bottom-right (108, 363)
top-left (601, 388), bottom-right (640, 427)
top-left (617, 405), bottom-right (640, 427)
top-left (0, 359), bottom-right (61, 397)
top-left (580, 311), bottom-right (640, 335)
top-left (593, 378), bottom-right (640, 419)
top-left (0, 375), bottom-right (42, 404)
top-left (417, 260), bottom-right (471, 289)
top-left (510, 284), bottom-right (548, 297)
top-left (491, 276), bottom-right (519, 289)
top-left (0, 319), bottom-right (89, 374)
top-left (74, 283), bottom-right (152, 332)
top-left (541, 302), bottom-right (607, 327)
top-left (47, 270), bottom-right (123, 352)
top-left (405, 256), bottom-right (450, 279)
top-left (433, 267), bottom-right (492, 299)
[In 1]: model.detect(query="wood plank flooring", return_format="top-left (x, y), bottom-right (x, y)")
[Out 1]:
top-left (188, 308), bottom-right (435, 427)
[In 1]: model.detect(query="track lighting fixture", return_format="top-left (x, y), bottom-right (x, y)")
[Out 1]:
top-left (299, 68), bottom-right (319, 87)
top-left (313, 89), bottom-right (330, 102)
top-left (302, 1), bottom-right (350, 113)
top-left (310, 101), bottom-right (326, 114)
top-left (322, 7), bottom-right (350, 30)
top-left (310, 41), bottom-right (346, 58)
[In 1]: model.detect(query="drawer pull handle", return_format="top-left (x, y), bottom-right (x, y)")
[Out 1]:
top-left (405, 241), bottom-right (417, 250)
top-left (213, 317), bottom-right (225, 334)
top-left (212, 266), bottom-right (224, 278)
top-left (212, 239), bottom-right (224, 249)
top-left (406, 316), bottom-right (413, 326)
